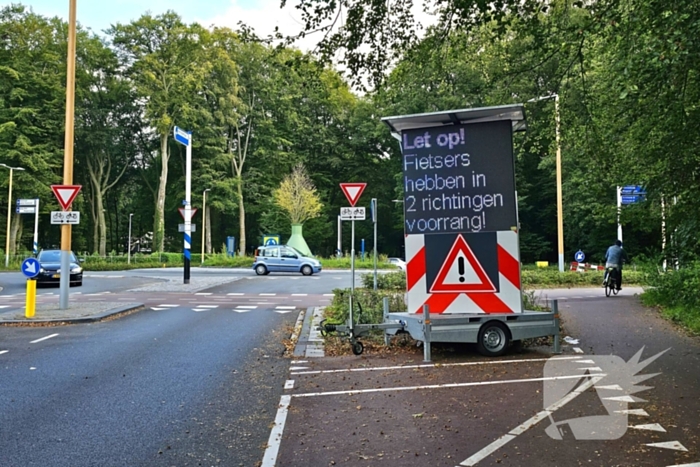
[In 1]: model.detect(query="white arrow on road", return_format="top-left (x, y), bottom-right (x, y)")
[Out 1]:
top-left (24, 262), bottom-right (36, 274)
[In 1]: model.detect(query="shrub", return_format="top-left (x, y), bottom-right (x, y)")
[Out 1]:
top-left (324, 288), bottom-right (407, 325)
top-left (360, 271), bottom-right (406, 290)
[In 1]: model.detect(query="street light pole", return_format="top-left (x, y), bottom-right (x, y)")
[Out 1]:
top-left (128, 213), bottom-right (133, 265)
top-left (201, 188), bottom-right (210, 265)
top-left (1, 164), bottom-right (25, 267)
top-left (527, 93), bottom-right (565, 272)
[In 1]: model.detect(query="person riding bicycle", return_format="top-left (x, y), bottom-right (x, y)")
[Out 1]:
top-left (604, 240), bottom-right (628, 290)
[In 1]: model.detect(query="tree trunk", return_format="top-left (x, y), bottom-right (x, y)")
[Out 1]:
top-left (10, 213), bottom-right (21, 254)
top-left (96, 190), bottom-right (106, 256)
top-left (205, 205), bottom-right (212, 254)
top-left (237, 177), bottom-right (246, 256)
top-left (88, 187), bottom-right (98, 254)
top-left (154, 133), bottom-right (169, 252)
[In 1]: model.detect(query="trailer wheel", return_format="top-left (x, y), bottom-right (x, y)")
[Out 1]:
top-left (477, 321), bottom-right (510, 357)
top-left (352, 341), bottom-right (364, 356)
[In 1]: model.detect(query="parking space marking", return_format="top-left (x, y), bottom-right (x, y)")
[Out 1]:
top-left (261, 395), bottom-right (291, 467)
top-left (30, 333), bottom-right (59, 344)
top-left (284, 380), bottom-right (294, 389)
top-left (291, 356), bottom-right (583, 375)
top-left (293, 373), bottom-right (604, 399)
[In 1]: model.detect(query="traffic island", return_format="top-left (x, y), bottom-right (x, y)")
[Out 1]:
top-left (0, 301), bottom-right (144, 326)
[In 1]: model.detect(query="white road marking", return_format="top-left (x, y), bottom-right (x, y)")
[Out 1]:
top-left (261, 395), bottom-right (290, 467)
top-left (294, 373), bottom-right (604, 399)
top-left (323, 294), bottom-right (334, 297)
top-left (578, 367), bottom-right (603, 372)
top-left (291, 356), bottom-right (583, 375)
top-left (150, 307), bottom-right (168, 311)
top-left (616, 409), bottom-right (649, 416)
top-left (276, 306), bottom-right (296, 310)
top-left (158, 304), bottom-right (178, 308)
top-left (573, 359), bottom-right (595, 364)
top-left (274, 310), bottom-right (294, 314)
top-left (645, 441), bottom-right (688, 451)
top-left (458, 375), bottom-right (604, 466)
top-left (666, 463), bottom-right (700, 467)
top-left (291, 294), bottom-right (308, 296)
top-left (193, 309), bottom-right (208, 312)
top-left (197, 305), bottom-right (218, 308)
top-left (234, 309), bottom-right (251, 313)
top-left (0, 350), bottom-right (8, 355)
top-left (291, 360), bottom-right (308, 364)
top-left (284, 380), bottom-right (295, 389)
top-left (30, 333), bottom-right (59, 344)
top-left (289, 366), bottom-right (309, 371)
top-left (630, 423), bottom-right (666, 432)
top-left (227, 293), bottom-right (245, 296)
top-left (236, 306), bottom-right (257, 309)
top-left (573, 347), bottom-right (584, 354)
top-left (260, 293), bottom-right (277, 296)
top-left (0, 305), bottom-right (9, 309)
top-left (195, 292), bottom-right (212, 296)
top-left (605, 395), bottom-right (640, 403)
top-left (595, 384), bottom-right (623, 390)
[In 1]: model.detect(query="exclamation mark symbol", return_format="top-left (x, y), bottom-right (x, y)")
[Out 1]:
top-left (460, 128), bottom-right (465, 145)
top-left (458, 256), bottom-right (466, 282)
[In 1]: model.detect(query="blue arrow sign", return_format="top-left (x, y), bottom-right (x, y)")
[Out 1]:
top-left (622, 195), bottom-right (645, 205)
top-left (574, 250), bottom-right (585, 262)
top-left (620, 185), bottom-right (646, 195)
top-left (173, 126), bottom-right (191, 146)
top-left (21, 257), bottom-right (40, 278)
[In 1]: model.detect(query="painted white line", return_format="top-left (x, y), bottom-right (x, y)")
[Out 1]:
top-left (260, 293), bottom-right (277, 296)
top-left (291, 356), bottom-right (583, 375)
top-left (323, 294), bottom-right (334, 297)
top-left (30, 333), bottom-right (59, 344)
top-left (666, 463), bottom-right (700, 467)
top-left (578, 366), bottom-right (603, 371)
top-left (595, 384), bottom-right (623, 390)
top-left (236, 306), bottom-right (258, 309)
top-left (291, 294), bottom-right (308, 296)
top-left (234, 309), bottom-right (251, 313)
top-left (227, 293), bottom-right (245, 296)
top-left (274, 310), bottom-right (294, 314)
top-left (195, 293), bottom-right (212, 295)
top-left (158, 304), bottom-right (178, 308)
top-left (284, 380), bottom-right (295, 390)
top-left (0, 305), bottom-right (9, 309)
top-left (0, 350), bottom-right (8, 355)
top-left (605, 395), bottom-right (640, 403)
top-left (291, 360), bottom-right (308, 364)
top-left (646, 441), bottom-right (688, 451)
top-left (151, 307), bottom-right (168, 311)
top-left (289, 366), bottom-right (309, 371)
top-left (615, 409), bottom-right (649, 416)
top-left (458, 375), bottom-right (603, 466)
top-left (630, 423), bottom-right (666, 432)
top-left (276, 306), bottom-right (296, 310)
top-left (572, 359), bottom-right (595, 364)
top-left (197, 305), bottom-right (218, 308)
top-left (260, 395), bottom-right (291, 467)
top-left (193, 309), bottom-right (207, 312)
top-left (294, 374), bottom-right (604, 398)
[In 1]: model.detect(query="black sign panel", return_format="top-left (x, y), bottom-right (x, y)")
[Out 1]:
top-left (402, 120), bottom-right (517, 235)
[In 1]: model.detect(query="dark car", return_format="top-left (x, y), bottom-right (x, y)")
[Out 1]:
top-left (36, 250), bottom-right (83, 287)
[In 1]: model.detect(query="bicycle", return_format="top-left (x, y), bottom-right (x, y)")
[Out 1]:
top-left (603, 266), bottom-right (619, 297)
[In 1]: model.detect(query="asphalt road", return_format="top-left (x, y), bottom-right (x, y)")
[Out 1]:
top-left (0, 302), bottom-right (298, 467)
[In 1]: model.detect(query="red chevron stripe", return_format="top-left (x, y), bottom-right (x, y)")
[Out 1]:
top-left (497, 244), bottom-right (520, 288)
top-left (407, 246), bottom-right (426, 292)
top-left (467, 293), bottom-right (514, 313)
top-left (415, 292), bottom-right (459, 314)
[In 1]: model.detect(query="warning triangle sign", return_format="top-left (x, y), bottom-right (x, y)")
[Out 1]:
top-left (430, 235), bottom-right (496, 293)
top-left (51, 185), bottom-right (82, 211)
top-left (340, 183), bottom-right (366, 207)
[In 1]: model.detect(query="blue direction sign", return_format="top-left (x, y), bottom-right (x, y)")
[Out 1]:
top-left (574, 250), bottom-right (585, 262)
top-left (620, 185), bottom-right (646, 195)
top-left (21, 257), bottom-right (40, 278)
top-left (173, 126), bottom-right (191, 146)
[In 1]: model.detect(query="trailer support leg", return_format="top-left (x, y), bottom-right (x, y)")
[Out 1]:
top-left (552, 300), bottom-right (562, 354)
top-left (423, 304), bottom-right (432, 363)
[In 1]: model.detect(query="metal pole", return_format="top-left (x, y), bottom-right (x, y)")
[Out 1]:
top-left (33, 198), bottom-right (39, 255)
top-left (661, 196), bottom-right (667, 271)
top-left (552, 300), bottom-right (561, 354)
top-left (554, 94), bottom-right (564, 272)
top-left (422, 304), bottom-right (431, 363)
top-left (383, 297), bottom-right (390, 346)
top-left (616, 186), bottom-right (623, 244)
top-left (371, 198), bottom-right (379, 290)
top-left (184, 133), bottom-right (192, 284)
top-left (4, 168), bottom-right (12, 267)
top-left (60, 0), bottom-right (77, 310)
top-left (201, 189), bottom-right (207, 265)
top-left (350, 218), bottom-right (355, 296)
top-left (337, 215), bottom-right (341, 257)
top-left (128, 213), bottom-right (133, 265)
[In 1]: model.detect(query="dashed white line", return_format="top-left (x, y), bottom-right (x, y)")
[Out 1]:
top-left (158, 304), bottom-right (178, 308)
top-left (0, 305), bottom-right (9, 309)
top-left (0, 350), bottom-right (8, 355)
top-left (291, 294), bottom-right (308, 296)
top-left (236, 306), bottom-right (257, 309)
top-left (260, 293), bottom-right (277, 296)
top-left (197, 305), bottom-right (219, 309)
top-left (323, 294), bottom-right (334, 297)
top-left (151, 307), bottom-right (168, 311)
top-left (30, 333), bottom-right (59, 344)
top-left (227, 293), bottom-right (245, 296)
top-left (284, 380), bottom-right (295, 390)
top-left (276, 306), bottom-right (296, 310)
top-left (195, 292), bottom-right (212, 296)
top-left (261, 395), bottom-right (290, 467)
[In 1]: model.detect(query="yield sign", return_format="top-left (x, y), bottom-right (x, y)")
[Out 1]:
top-left (340, 183), bottom-right (366, 207)
top-left (51, 185), bottom-right (81, 211)
top-left (430, 235), bottom-right (496, 293)
top-left (178, 207), bottom-right (198, 221)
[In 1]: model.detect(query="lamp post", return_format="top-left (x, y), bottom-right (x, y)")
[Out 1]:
top-left (201, 188), bottom-right (210, 265)
top-left (128, 213), bottom-right (133, 265)
top-left (1, 164), bottom-right (25, 267)
top-left (527, 93), bottom-right (564, 272)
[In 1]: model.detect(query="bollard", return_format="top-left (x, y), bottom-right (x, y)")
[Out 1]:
top-left (383, 297), bottom-right (390, 347)
top-left (552, 300), bottom-right (562, 354)
top-left (423, 304), bottom-right (431, 362)
top-left (25, 278), bottom-right (37, 318)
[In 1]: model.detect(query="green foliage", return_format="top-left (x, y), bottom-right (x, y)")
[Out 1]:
top-left (324, 288), bottom-right (407, 325)
top-left (642, 263), bottom-right (700, 334)
top-left (521, 268), bottom-right (647, 287)
top-left (360, 270), bottom-right (406, 290)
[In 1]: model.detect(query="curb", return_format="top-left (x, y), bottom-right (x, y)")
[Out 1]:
top-left (0, 303), bottom-right (145, 326)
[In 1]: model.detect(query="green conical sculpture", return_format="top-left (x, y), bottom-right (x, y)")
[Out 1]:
top-left (286, 224), bottom-right (312, 256)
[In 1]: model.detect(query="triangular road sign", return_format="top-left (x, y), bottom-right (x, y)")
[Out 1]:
top-left (178, 208), bottom-right (198, 221)
top-left (340, 183), bottom-right (367, 207)
top-left (430, 235), bottom-right (496, 293)
top-left (51, 185), bottom-right (81, 211)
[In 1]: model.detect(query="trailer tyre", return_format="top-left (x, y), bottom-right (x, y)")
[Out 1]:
top-left (352, 341), bottom-right (364, 356)
top-left (477, 321), bottom-right (510, 357)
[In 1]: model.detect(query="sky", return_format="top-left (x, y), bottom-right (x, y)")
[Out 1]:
top-left (3, 0), bottom-right (321, 49)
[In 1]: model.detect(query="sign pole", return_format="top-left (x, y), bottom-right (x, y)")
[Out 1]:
top-left (4, 168), bottom-right (13, 268)
top-left (33, 198), bottom-right (39, 255)
top-left (60, 0), bottom-right (77, 310)
top-left (351, 218), bottom-right (355, 297)
top-left (616, 186), bottom-right (623, 244)
top-left (337, 215), bottom-right (342, 257)
top-left (184, 133), bottom-right (192, 284)
top-left (372, 198), bottom-right (377, 291)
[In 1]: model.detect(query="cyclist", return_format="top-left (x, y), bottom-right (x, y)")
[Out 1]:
top-left (604, 240), bottom-right (629, 290)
